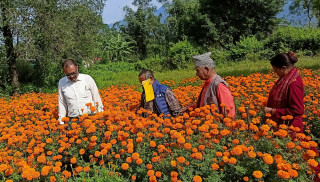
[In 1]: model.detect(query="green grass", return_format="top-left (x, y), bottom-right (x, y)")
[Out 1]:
top-left (89, 55), bottom-right (320, 89)
top-left (27, 55), bottom-right (320, 94)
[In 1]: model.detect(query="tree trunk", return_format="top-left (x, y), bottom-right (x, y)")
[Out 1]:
top-left (1, 1), bottom-right (20, 95)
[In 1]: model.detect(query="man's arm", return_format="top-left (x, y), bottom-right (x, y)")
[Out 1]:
top-left (88, 76), bottom-right (104, 112)
top-left (217, 83), bottom-right (235, 118)
top-left (58, 83), bottom-right (68, 124)
top-left (165, 88), bottom-right (181, 117)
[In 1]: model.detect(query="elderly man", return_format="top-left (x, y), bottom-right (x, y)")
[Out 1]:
top-left (192, 52), bottom-right (235, 117)
top-left (138, 69), bottom-right (181, 117)
top-left (58, 59), bottom-right (103, 126)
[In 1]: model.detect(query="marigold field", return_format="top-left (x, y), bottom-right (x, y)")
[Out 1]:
top-left (0, 68), bottom-right (320, 182)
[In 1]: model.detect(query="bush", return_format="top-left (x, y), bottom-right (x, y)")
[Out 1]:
top-left (230, 36), bottom-right (266, 61)
top-left (167, 40), bottom-right (199, 69)
top-left (134, 57), bottom-right (164, 72)
top-left (266, 26), bottom-right (320, 55)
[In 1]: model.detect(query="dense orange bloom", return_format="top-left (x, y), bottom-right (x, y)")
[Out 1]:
top-left (286, 142), bottom-right (295, 149)
top-left (155, 171), bottom-right (162, 178)
top-left (79, 149), bottom-right (85, 155)
top-left (277, 170), bottom-right (290, 179)
top-left (121, 163), bottom-right (129, 170)
top-left (171, 160), bottom-right (177, 167)
top-left (211, 163), bottom-right (219, 170)
top-left (132, 153), bottom-right (140, 160)
top-left (150, 141), bottom-right (156, 147)
top-left (231, 146), bottom-right (243, 156)
top-left (177, 156), bottom-right (186, 164)
top-left (184, 143), bottom-right (192, 150)
top-left (83, 166), bottom-right (90, 173)
top-left (262, 154), bottom-right (273, 165)
top-left (70, 157), bottom-right (77, 164)
top-left (243, 176), bottom-right (249, 181)
top-left (193, 175), bottom-right (202, 182)
top-left (253, 171), bottom-right (263, 178)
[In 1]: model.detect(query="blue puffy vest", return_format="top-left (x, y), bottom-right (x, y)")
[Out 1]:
top-left (152, 80), bottom-right (171, 117)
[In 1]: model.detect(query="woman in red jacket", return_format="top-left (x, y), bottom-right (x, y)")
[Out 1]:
top-left (264, 52), bottom-right (319, 181)
top-left (264, 52), bottom-right (304, 131)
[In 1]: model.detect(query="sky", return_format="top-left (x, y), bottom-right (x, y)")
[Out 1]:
top-left (102, 0), bottom-right (162, 24)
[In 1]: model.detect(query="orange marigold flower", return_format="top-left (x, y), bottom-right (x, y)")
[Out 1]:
top-left (211, 163), bottom-right (219, 171)
top-left (307, 159), bottom-right (318, 167)
top-left (228, 157), bottom-right (237, 164)
top-left (262, 154), bottom-right (273, 165)
top-left (184, 143), bottom-right (192, 150)
top-left (50, 176), bottom-right (56, 182)
top-left (136, 158), bottom-right (143, 165)
top-left (286, 142), bottom-right (295, 149)
top-left (150, 141), bottom-right (156, 147)
top-left (193, 175), bottom-right (202, 182)
top-left (83, 166), bottom-right (90, 173)
top-left (52, 166), bottom-right (61, 173)
top-left (46, 138), bottom-right (53, 144)
top-left (253, 171), bottom-right (263, 178)
top-left (155, 171), bottom-right (162, 178)
top-left (177, 156), bottom-right (186, 164)
top-left (248, 151), bottom-right (256, 158)
top-left (79, 149), bottom-right (85, 155)
top-left (171, 160), bottom-right (177, 167)
top-left (231, 146), bottom-right (243, 156)
top-left (121, 163), bottom-right (129, 170)
top-left (132, 153), bottom-right (140, 160)
top-left (70, 157), bottom-right (77, 164)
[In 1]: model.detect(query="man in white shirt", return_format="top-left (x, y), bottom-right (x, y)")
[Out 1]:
top-left (58, 59), bottom-right (104, 126)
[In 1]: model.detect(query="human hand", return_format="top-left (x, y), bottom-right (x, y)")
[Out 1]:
top-left (264, 107), bottom-right (273, 113)
top-left (180, 106), bottom-right (189, 113)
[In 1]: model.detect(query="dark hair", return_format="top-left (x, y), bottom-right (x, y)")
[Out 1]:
top-left (62, 59), bottom-right (78, 69)
top-left (270, 52), bottom-right (298, 68)
top-left (138, 69), bottom-right (154, 79)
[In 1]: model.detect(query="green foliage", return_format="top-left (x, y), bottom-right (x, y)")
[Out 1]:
top-left (167, 40), bottom-right (198, 69)
top-left (266, 26), bottom-right (320, 54)
top-left (230, 36), bottom-right (272, 61)
top-left (100, 33), bottom-right (136, 62)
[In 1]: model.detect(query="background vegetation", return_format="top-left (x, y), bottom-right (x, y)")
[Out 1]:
top-left (0, 0), bottom-right (320, 95)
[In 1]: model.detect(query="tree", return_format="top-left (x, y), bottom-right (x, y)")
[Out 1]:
top-left (290, 0), bottom-right (316, 27)
top-left (200, 0), bottom-right (286, 44)
top-left (0, 0), bottom-right (25, 94)
top-left (0, 0), bottom-right (106, 94)
top-left (120, 0), bottom-right (167, 59)
top-left (166, 0), bottom-right (286, 46)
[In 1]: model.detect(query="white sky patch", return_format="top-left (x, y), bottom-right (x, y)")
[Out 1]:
top-left (102, 0), bottom-right (163, 24)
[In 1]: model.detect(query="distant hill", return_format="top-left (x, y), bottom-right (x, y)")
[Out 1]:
top-left (108, 0), bottom-right (317, 28)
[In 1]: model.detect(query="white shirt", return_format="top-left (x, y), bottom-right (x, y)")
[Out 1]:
top-left (58, 73), bottom-right (104, 124)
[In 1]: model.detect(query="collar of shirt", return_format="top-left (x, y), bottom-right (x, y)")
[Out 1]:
top-left (66, 73), bottom-right (84, 83)
top-left (204, 74), bottom-right (215, 85)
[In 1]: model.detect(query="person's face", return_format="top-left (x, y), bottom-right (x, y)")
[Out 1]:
top-left (196, 66), bottom-right (209, 80)
top-left (272, 65), bottom-right (285, 78)
top-left (138, 74), bottom-right (146, 87)
top-left (64, 65), bottom-right (79, 82)
top-left (138, 74), bottom-right (154, 87)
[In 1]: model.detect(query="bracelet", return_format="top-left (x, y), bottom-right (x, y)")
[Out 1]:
top-left (271, 108), bottom-right (276, 115)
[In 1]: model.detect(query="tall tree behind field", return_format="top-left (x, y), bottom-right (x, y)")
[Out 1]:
top-left (0, 0), bottom-right (106, 94)
top-left (28, 0), bottom-right (106, 86)
top-left (289, 0), bottom-right (318, 27)
top-left (0, 0), bottom-right (22, 94)
top-left (167, 0), bottom-right (286, 46)
top-left (120, 0), bottom-right (166, 59)
top-left (314, 0), bottom-right (320, 27)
